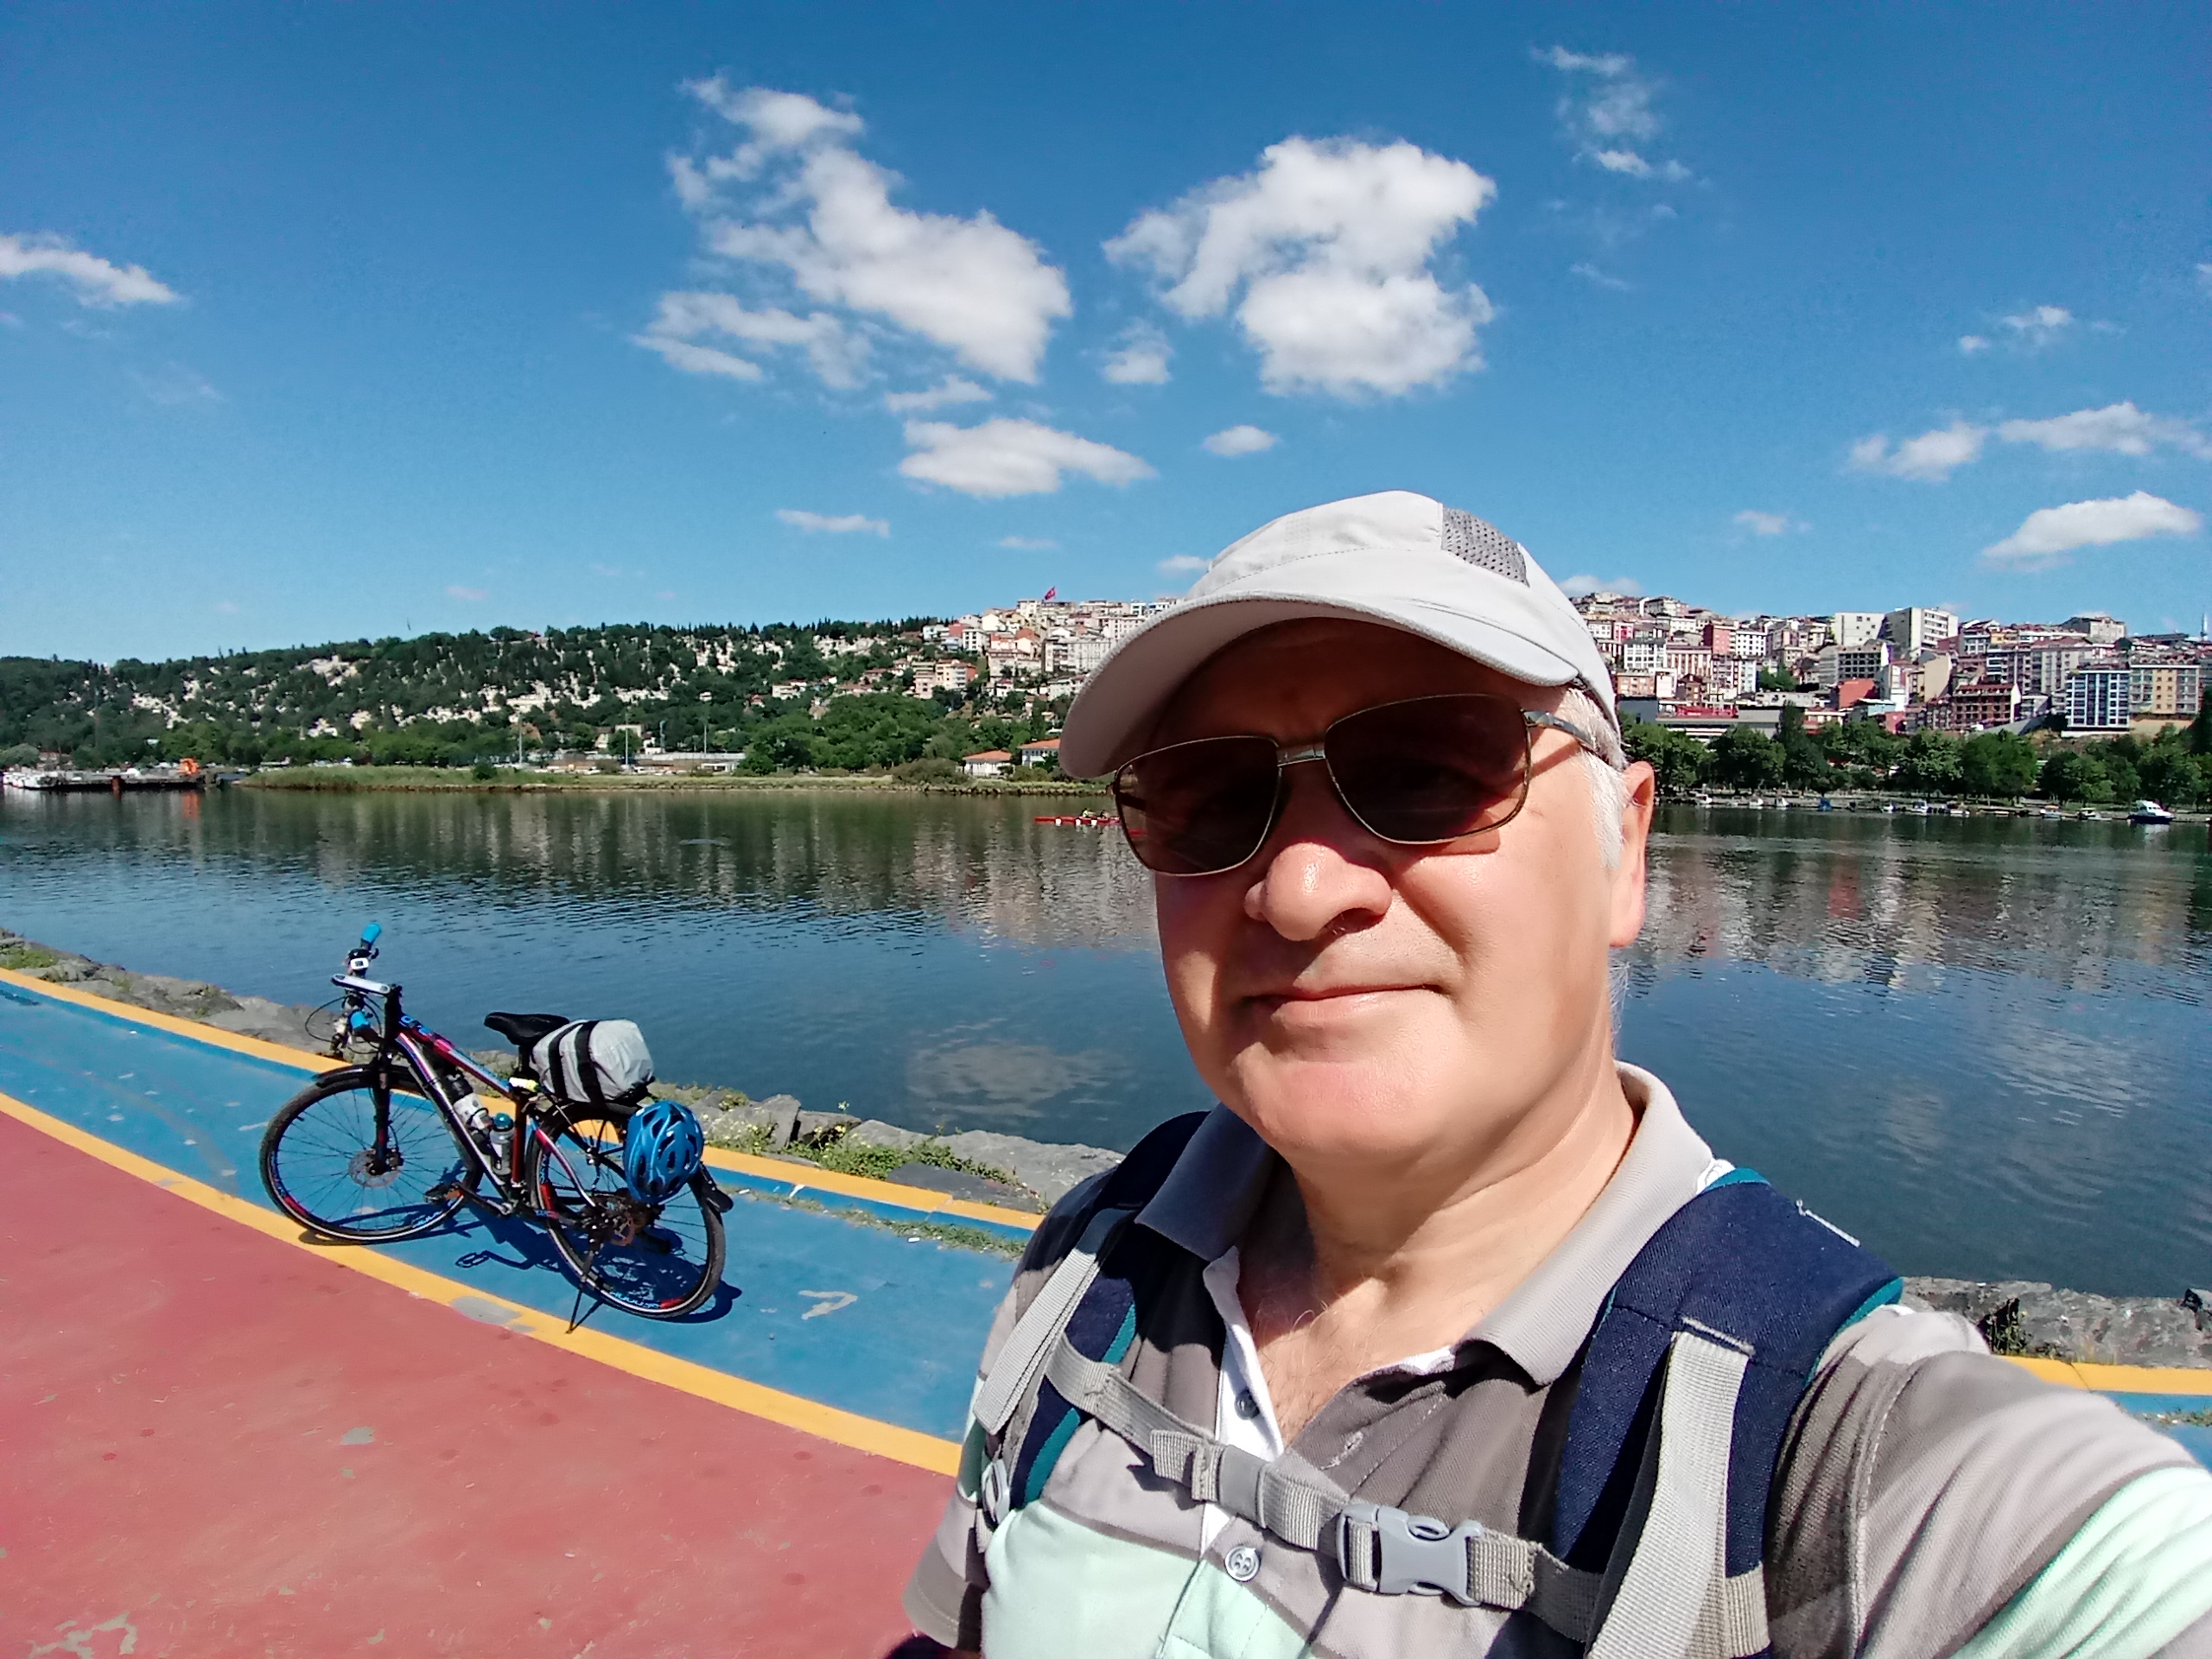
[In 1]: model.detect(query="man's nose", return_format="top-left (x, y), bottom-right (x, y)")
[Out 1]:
top-left (1242, 761), bottom-right (1394, 940)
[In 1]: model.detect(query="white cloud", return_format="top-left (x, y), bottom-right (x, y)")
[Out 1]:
top-left (0, 232), bottom-right (179, 306)
top-left (898, 417), bottom-right (1154, 498)
top-left (1537, 48), bottom-right (1692, 184)
top-left (662, 83), bottom-right (1071, 384)
top-left (634, 290), bottom-right (863, 387)
top-left (1997, 401), bottom-right (2212, 461)
top-left (1107, 137), bottom-right (1496, 397)
top-left (1957, 334), bottom-right (1990, 354)
top-left (1981, 491), bottom-right (2202, 570)
top-left (1999, 304), bottom-right (2074, 350)
top-left (1850, 421), bottom-right (1986, 482)
top-left (447, 585), bottom-right (488, 602)
top-left (882, 375), bottom-right (989, 413)
top-left (997, 535), bottom-right (1058, 550)
top-left (2197, 263), bottom-right (2212, 296)
top-left (1571, 261), bottom-right (1630, 290)
top-left (1102, 322), bottom-right (1173, 385)
top-left (1202, 423), bottom-right (1278, 456)
top-left (1159, 554), bottom-right (1211, 575)
top-left (631, 334), bottom-right (764, 381)
top-left (1733, 509), bottom-right (1805, 536)
top-left (777, 508), bottom-right (889, 536)
top-left (131, 364), bottom-right (221, 405)
top-left (1560, 573), bottom-right (1643, 597)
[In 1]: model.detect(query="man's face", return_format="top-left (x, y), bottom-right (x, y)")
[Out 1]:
top-left (1149, 619), bottom-right (1655, 1179)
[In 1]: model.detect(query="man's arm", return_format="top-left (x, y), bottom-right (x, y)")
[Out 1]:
top-left (1768, 1306), bottom-right (2212, 1659)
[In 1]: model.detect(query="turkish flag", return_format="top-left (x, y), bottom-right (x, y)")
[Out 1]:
top-left (1042, 586), bottom-right (1057, 601)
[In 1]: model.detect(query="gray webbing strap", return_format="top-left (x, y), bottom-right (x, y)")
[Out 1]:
top-left (1587, 1330), bottom-right (1754, 1659)
top-left (973, 1205), bottom-right (1130, 1438)
top-left (1046, 1337), bottom-right (1610, 1641)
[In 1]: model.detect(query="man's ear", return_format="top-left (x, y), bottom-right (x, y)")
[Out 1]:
top-left (1608, 760), bottom-right (1657, 949)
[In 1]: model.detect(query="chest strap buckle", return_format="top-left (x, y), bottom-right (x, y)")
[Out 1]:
top-left (1335, 1501), bottom-right (1484, 1602)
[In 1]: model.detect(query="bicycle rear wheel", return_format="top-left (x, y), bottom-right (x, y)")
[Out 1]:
top-left (524, 1105), bottom-right (725, 1319)
top-left (260, 1066), bottom-right (473, 1242)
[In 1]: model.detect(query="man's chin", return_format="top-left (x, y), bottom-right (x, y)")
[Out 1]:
top-left (1224, 1056), bottom-right (1466, 1170)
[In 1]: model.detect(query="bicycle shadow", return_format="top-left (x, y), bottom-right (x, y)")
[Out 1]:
top-left (289, 1201), bottom-right (742, 1329)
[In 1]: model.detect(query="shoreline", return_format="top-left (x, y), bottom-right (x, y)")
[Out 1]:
top-left (3, 925), bottom-right (2207, 1370)
top-left (233, 767), bottom-right (1109, 797)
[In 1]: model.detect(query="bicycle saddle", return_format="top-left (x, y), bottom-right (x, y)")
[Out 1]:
top-left (484, 1011), bottom-right (571, 1049)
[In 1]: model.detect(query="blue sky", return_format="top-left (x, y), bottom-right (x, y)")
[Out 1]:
top-left (3, 3), bottom-right (2207, 662)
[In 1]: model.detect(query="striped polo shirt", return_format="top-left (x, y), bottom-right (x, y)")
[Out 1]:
top-left (906, 1065), bottom-right (2212, 1657)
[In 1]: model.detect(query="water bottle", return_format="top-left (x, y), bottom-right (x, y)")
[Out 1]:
top-left (467, 1103), bottom-right (515, 1172)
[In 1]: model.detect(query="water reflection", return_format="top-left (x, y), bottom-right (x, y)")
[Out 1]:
top-left (2, 790), bottom-right (2206, 1292)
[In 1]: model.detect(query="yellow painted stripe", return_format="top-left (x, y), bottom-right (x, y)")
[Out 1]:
top-left (704, 1145), bottom-right (1041, 1233)
top-left (2004, 1355), bottom-right (2212, 1395)
top-left (0, 965), bottom-right (1040, 1231)
top-left (0, 1084), bottom-right (960, 1474)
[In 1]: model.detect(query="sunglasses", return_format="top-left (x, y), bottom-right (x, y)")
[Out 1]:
top-left (1110, 693), bottom-right (1605, 878)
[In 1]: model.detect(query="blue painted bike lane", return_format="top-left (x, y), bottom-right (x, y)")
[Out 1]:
top-left (0, 982), bottom-right (1012, 1443)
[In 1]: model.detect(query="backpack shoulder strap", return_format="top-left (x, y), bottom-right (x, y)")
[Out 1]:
top-left (969, 1110), bottom-right (1208, 1522)
top-left (1554, 1173), bottom-right (1903, 1658)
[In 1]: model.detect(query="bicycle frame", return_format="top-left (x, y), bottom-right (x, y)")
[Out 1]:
top-left (332, 969), bottom-right (587, 1213)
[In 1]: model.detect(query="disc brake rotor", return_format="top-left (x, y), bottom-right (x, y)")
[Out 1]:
top-left (347, 1147), bottom-right (404, 1189)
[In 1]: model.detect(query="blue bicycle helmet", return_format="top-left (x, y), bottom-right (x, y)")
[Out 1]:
top-left (623, 1098), bottom-right (706, 1204)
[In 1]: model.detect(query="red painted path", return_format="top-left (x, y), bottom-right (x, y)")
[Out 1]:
top-left (0, 1110), bottom-right (949, 1656)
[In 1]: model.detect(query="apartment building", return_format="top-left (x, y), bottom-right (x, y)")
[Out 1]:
top-left (2063, 662), bottom-right (2133, 733)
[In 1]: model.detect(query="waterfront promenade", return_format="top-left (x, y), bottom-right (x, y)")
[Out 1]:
top-left (3, 966), bottom-right (2207, 1653)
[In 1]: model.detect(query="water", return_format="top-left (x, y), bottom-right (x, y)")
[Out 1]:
top-left (3, 788), bottom-right (2208, 1294)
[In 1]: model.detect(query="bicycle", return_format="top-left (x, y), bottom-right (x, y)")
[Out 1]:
top-left (257, 924), bottom-right (728, 1319)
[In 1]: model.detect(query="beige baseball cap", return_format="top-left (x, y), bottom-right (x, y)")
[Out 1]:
top-left (1058, 490), bottom-right (1620, 777)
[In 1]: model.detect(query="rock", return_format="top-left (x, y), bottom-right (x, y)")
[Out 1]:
top-left (754, 1094), bottom-right (802, 1146)
top-left (885, 1161), bottom-right (1042, 1211)
top-left (938, 1130), bottom-right (1122, 1208)
top-left (846, 1120), bottom-right (930, 1153)
top-left (207, 996), bottom-right (328, 1054)
top-left (793, 1108), bottom-right (851, 1143)
top-left (1906, 1277), bottom-right (2212, 1369)
top-left (117, 971), bottom-right (244, 1020)
top-left (467, 1046), bottom-right (518, 1078)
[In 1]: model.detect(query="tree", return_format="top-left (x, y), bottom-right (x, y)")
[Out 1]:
top-left (2190, 687), bottom-right (2211, 756)
top-left (1623, 718), bottom-right (1709, 796)
top-left (2136, 741), bottom-right (2209, 808)
top-left (2039, 750), bottom-right (2113, 804)
top-left (1756, 666), bottom-right (1798, 692)
top-left (1959, 731), bottom-right (2038, 798)
top-left (1777, 704), bottom-right (1829, 789)
top-left (1709, 726), bottom-right (1785, 790)
top-left (1894, 729), bottom-right (1964, 796)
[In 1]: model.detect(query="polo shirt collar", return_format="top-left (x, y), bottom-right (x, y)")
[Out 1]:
top-left (1474, 1064), bottom-right (1717, 1384)
top-left (1133, 1064), bottom-right (1718, 1388)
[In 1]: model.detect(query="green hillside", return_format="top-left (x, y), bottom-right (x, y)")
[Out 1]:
top-left (0, 620), bottom-right (1059, 774)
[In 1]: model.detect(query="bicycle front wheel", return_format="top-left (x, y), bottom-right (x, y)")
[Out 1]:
top-left (525, 1106), bottom-right (725, 1319)
top-left (260, 1066), bottom-right (473, 1242)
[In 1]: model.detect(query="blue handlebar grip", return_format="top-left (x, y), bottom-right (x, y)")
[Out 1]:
top-left (360, 923), bottom-right (382, 944)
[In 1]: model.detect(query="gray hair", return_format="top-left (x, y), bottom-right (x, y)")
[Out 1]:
top-left (1557, 685), bottom-right (1629, 871)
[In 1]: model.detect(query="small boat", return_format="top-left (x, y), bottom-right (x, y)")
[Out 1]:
top-left (1948, 805), bottom-right (1970, 817)
top-left (1880, 802), bottom-right (1897, 814)
top-left (1907, 801), bottom-right (1930, 816)
top-left (1818, 797), bottom-right (1834, 811)
top-left (1033, 813), bottom-right (1120, 827)
top-left (1745, 796), bottom-right (1764, 809)
top-left (2128, 800), bottom-right (2175, 825)
top-left (2076, 810), bottom-right (2103, 822)
top-left (2039, 806), bottom-right (2062, 818)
